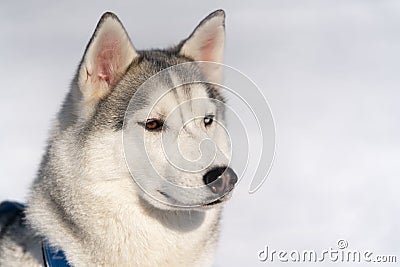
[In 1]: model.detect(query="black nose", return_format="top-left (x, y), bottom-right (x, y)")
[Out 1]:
top-left (203, 167), bottom-right (238, 195)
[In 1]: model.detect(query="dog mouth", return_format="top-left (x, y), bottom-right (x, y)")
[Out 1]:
top-left (204, 199), bottom-right (223, 206)
top-left (201, 198), bottom-right (224, 209)
top-left (200, 193), bottom-right (231, 209)
top-left (156, 190), bottom-right (231, 209)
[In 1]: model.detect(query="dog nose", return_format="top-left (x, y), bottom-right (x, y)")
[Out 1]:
top-left (203, 167), bottom-right (238, 195)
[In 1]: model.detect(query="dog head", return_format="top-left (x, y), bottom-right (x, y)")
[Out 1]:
top-left (62, 10), bottom-right (237, 210)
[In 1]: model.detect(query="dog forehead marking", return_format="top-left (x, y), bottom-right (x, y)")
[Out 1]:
top-left (147, 71), bottom-right (211, 121)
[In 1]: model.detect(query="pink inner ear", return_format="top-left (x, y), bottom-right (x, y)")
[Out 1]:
top-left (96, 32), bottom-right (121, 85)
top-left (199, 34), bottom-right (217, 62)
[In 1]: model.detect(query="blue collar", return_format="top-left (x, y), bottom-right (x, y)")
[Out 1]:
top-left (42, 241), bottom-right (71, 267)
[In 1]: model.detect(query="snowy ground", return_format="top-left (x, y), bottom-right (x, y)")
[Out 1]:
top-left (1, 1), bottom-right (399, 266)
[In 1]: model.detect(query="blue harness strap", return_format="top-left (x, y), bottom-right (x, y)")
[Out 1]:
top-left (0, 201), bottom-right (25, 235)
top-left (0, 201), bottom-right (71, 267)
top-left (0, 201), bottom-right (25, 212)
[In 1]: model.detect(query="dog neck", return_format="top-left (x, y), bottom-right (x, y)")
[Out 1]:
top-left (27, 158), bottom-right (222, 266)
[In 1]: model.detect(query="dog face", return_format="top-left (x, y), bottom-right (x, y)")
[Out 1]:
top-left (64, 11), bottom-right (237, 210)
top-left (123, 66), bottom-right (237, 210)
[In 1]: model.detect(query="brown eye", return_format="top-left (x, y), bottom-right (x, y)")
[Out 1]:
top-left (145, 119), bottom-right (163, 131)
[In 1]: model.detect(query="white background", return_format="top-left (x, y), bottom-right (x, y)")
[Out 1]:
top-left (0, 1), bottom-right (399, 266)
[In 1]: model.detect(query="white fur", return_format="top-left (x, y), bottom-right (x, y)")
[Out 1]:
top-left (27, 131), bottom-right (221, 266)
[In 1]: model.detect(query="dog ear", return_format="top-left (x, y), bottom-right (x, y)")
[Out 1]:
top-left (178, 10), bottom-right (225, 84)
top-left (78, 12), bottom-right (137, 102)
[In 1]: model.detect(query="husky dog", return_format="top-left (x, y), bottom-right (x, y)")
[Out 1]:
top-left (0, 10), bottom-right (237, 267)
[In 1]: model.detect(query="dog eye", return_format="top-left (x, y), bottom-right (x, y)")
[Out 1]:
top-left (204, 115), bottom-right (214, 127)
top-left (145, 119), bottom-right (163, 131)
